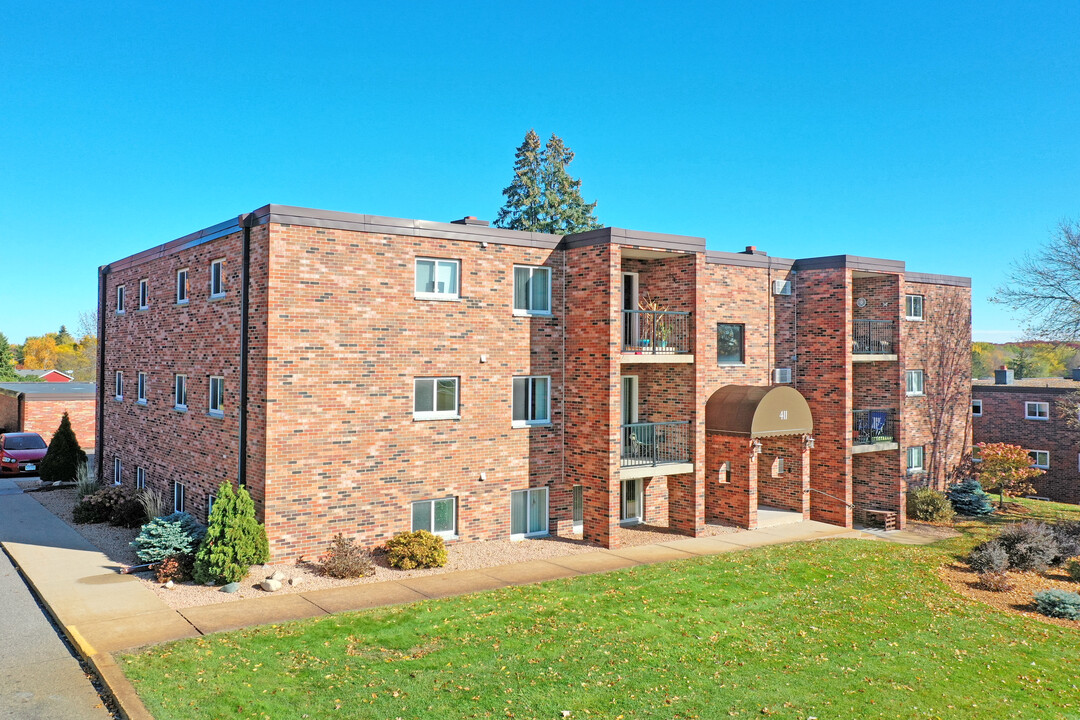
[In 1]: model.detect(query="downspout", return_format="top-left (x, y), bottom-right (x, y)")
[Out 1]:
top-left (560, 242), bottom-right (567, 511)
top-left (96, 266), bottom-right (108, 482)
top-left (237, 213), bottom-right (253, 487)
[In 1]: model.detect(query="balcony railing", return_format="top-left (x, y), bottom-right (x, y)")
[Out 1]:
top-left (853, 319), bottom-right (895, 355)
top-left (621, 421), bottom-right (691, 467)
top-left (853, 409), bottom-right (897, 446)
top-left (623, 310), bottom-right (691, 354)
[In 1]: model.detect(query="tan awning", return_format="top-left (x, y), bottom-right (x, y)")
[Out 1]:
top-left (705, 385), bottom-right (813, 438)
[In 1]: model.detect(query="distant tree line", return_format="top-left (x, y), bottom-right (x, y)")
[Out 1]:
top-left (1, 311), bottom-right (98, 382)
top-left (972, 341), bottom-right (1080, 380)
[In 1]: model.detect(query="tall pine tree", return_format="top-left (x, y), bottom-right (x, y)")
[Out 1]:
top-left (495, 130), bottom-right (600, 234)
top-left (0, 332), bottom-right (18, 381)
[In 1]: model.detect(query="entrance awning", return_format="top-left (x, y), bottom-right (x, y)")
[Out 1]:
top-left (705, 385), bottom-right (813, 438)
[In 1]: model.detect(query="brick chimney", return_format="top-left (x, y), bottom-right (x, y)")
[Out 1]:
top-left (741, 245), bottom-right (766, 256)
top-left (994, 365), bottom-right (1014, 385)
top-left (450, 216), bottom-right (490, 227)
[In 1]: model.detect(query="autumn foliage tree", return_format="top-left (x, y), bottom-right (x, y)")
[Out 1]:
top-left (975, 442), bottom-right (1043, 508)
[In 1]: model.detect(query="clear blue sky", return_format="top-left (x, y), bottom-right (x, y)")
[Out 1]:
top-left (2, 2), bottom-right (1077, 344)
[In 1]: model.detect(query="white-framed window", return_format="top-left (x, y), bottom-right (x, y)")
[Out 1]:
top-left (207, 494), bottom-right (216, 520)
top-left (510, 487), bottom-right (549, 539)
top-left (136, 467), bottom-right (146, 490)
top-left (208, 376), bottom-right (224, 416)
top-left (1025, 401), bottom-right (1049, 420)
top-left (114, 371), bottom-right (123, 401)
top-left (174, 482), bottom-right (186, 513)
top-left (572, 485), bottom-right (583, 533)
top-left (411, 497), bottom-right (456, 538)
top-left (116, 285), bottom-right (126, 314)
top-left (1028, 450), bottom-right (1050, 469)
top-left (905, 294), bottom-right (924, 320)
top-left (905, 369), bottom-right (925, 396)
top-left (413, 377), bottom-right (459, 420)
top-left (174, 374), bottom-right (188, 411)
top-left (414, 258), bottom-right (460, 300)
top-left (176, 268), bottom-right (190, 304)
top-left (718, 460), bottom-right (730, 484)
top-left (138, 278), bottom-right (149, 310)
top-left (512, 376), bottom-right (551, 427)
top-left (113, 456), bottom-right (122, 485)
top-left (906, 446), bottom-right (925, 474)
top-left (137, 372), bottom-right (147, 404)
top-left (210, 258), bottom-right (225, 298)
top-left (513, 265), bottom-right (551, 316)
top-left (972, 399), bottom-right (982, 417)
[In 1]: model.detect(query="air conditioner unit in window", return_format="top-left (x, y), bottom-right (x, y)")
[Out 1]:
top-left (774, 367), bottom-right (792, 384)
top-left (773, 279), bottom-right (792, 296)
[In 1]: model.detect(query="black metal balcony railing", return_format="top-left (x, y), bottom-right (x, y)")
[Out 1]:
top-left (853, 409), bottom-right (897, 446)
top-left (623, 310), bottom-right (691, 354)
top-left (853, 319), bottom-right (895, 355)
top-left (620, 421), bottom-right (691, 467)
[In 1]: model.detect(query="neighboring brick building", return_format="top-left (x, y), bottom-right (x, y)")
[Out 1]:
top-left (97, 205), bottom-right (971, 560)
top-left (0, 382), bottom-right (97, 450)
top-left (972, 369), bottom-right (1080, 504)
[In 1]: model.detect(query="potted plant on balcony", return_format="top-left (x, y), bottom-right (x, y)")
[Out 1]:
top-left (639, 293), bottom-right (672, 352)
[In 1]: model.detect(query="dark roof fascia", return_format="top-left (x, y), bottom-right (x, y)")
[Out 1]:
top-left (562, 227), bottom-right (706, 253)
top-left (793, 255), bottom-right (906, 274)
top-left (905, 271), bottom-right (972, 288)
top-left (0, 382), bottom-right (96, 401)
top-left (705, 250), bottom-right (795, 271)
top-left (103, 217), bottom-right (243, 274)
top-left (972, 384), bottom-right (1078, 395)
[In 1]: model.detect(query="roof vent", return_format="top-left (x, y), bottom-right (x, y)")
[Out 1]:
top-left (995, 366), bottom-right (1014, 385)
top-left (450, 216), bottom-right (490, 227)
top-left (742, 245), bottom-right (766, 256)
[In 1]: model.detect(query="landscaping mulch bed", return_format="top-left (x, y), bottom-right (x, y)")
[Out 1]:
top-left (939, 561), bottom-right (1080, 630)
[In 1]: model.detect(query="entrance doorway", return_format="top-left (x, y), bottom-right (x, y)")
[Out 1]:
top-left (622, 272), bottom-right (639, 349)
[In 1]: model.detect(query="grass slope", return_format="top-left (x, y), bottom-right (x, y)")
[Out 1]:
top-left (122, 503), bottom-right (1080, 720)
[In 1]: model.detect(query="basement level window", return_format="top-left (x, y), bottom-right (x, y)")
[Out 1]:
top-left (1025, 402), bottom-right (1049, 420)
top-left (113, 456), bottom-right (122, 485)
top-left (174, 482), bottom-right (186, 513)
top-left (412, 497), bottom-right (456, 539)
top-left (136, 467), bottom-right (146, 490)
top-left (906, 446), bottom-right (924, 474)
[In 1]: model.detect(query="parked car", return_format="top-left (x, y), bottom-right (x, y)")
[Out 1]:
top-left (0, 432), bottom-right (48, 475)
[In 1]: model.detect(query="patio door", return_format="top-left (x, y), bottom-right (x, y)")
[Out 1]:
top-left (622, 272), bottom-right (639, 348)
top-left (621, 478), bottom-right (642, 524)
top-left (621, 376), bottom-right (639, 425)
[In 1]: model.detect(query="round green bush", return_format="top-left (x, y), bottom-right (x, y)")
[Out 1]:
top-left (907, 486), bottom-right (955, 523)
top-left (131, 512), bottom-right (206, 564)
top-left (386, 530), bottom-right (448, 570)
top-left (1034, 589), bottom-right (1080, 620)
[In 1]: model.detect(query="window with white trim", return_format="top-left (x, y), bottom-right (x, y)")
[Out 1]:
top-left (1028, 450), bottom-right (1049, 469)
top-left (174, 482), bottom-right (185, 513)
top-left (136, 467), bottom-right (146, 490)
top-left (113, 456), bottom-right (122, 485)
top-left (513, 265), bottom-right (551, 315)
top-left (510, 487), bottom-right (549, 538)
top-left (905, 369), bottom-right (924, 396)
top-left (1025, 401), bottom-right (1049, 420)
top-left (137, 372), bottom-right (147, 404)
top-left (413, 377), bottom-right (459, 420)
top-left (138, 279), bottom-right (149, 310)
top-left (174, 374), bottom-right (188, 411)
top-left (972, 399), bottom-right (982, 417)
top-left (906, 446), bottom-right (924, 474)
top-left (905, 294), bottom-right (924, 320)
top-left (208, 376), bottom-right (224, 416)
top-left (116, 285), bottom-right (126, 314)
top-left (115, 371), bottom-right (123, 401)
top-left (415, 258), bottom-right (460, 300)
top-left (411, 497), bottom-right (456, 538)
top-left (210, 258), bottom-right (225, 297)
top-left (572, 485), bottom-right (583, 532)
top-left (512, 376), bottom-right (550, 426)
top-left (176, 268), bottom-right (189, 304)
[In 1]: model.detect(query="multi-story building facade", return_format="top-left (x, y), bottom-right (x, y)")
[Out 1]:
top-left (973, 369), bottom-right (1080, 504)
top-left (97, 205), bottom-right (971, 561)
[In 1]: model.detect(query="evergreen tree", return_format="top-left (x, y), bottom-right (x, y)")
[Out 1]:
top-left (0, 331), bottom-right (17, 381)
top-left (495, 130), bottom-right (600, 234)
top-left (56, 325), bottom-right (73, 345)
top-left (38, 412), bottom-right (87, 483)
top-left (192, 481), bottom-right (270, 584)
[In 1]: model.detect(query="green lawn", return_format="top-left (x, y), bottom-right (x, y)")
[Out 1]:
top-left (122, 500), bottom-right (1080, 720)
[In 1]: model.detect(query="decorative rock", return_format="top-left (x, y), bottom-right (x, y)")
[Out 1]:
top-left (261, 578), bottom-right (283, 592)
top-left (269, 570), bottom-right (286, 582)
top-left (288, 576), bottom-right (302, 587)
top-left (204, 581), bottom-right (216, 587)
top-left (221, 582), bottom-right (241, 594)
top-left (164, 580), bottom-right (175, 590)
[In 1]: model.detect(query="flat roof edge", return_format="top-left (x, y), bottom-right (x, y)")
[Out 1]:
top-left (706, 251), bottom-right (795, 270)
top-left (564, 227), bottom-right (706, 252)
top-left (905, 272), bottom-right (972, 288)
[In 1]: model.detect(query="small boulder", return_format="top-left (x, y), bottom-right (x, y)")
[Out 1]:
top-left (288, 576), bottom-right (302, 587)
top-left (221, 582), bottom-right (241, 594)
top-left (164, 580), bottom-right (175, 590)
top-left (261, 578), bottom-right (283, 592)
top-left (269, 570), bottom-right (286, 582)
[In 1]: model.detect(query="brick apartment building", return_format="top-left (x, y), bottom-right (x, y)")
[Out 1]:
top-left (973, 368), bottom-right (1080, 504)
top-left (0, 382), bottom-right (97, 450)
top-left (97, 205), bottom-right (972, 561)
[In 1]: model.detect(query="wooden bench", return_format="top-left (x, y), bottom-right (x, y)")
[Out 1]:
top-left (864, 509), bottom-right (897, 531)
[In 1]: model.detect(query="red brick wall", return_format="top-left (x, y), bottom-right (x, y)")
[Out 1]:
top-left (705, 432), bottom-right (756, 527)
top-left (24, 398), bottom-right (97, 450)
top-left (852, 450), bottom-right (906, 523)
top-left (0, 394), bottom-right (18, 434)
top-left (758, 434), bottom-right (809, 515)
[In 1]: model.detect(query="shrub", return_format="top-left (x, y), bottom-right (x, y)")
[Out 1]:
top-left (907, 487), bottom-right (955, 523)
top-left (74, 460), bottom-right (99, 499)
top-left (319, 534), bottom-right (375, 579)
top-left (131, 512), bottom-right (206, 564)
top-left (1067, 559), bottom-right (1080, 582)
top-left (968, 540), bottom-right (1009, 574)
top-left (997, 522), bottom-right (1060, 571)
top-left (946, 478), bottom-right (995, 516)
top-left (73, 485), bottom-right (131, 524)
top-left (38, 412), bottom-right (87, 484)
top-left (109, 491), bottom-right (146, 528)
top-left (192, 482), bottom-right (270, 585)
top-left (1034, 589), bottom-right (1080, 620)
top-left (137, 487), bottom-right (168, 521)
top-left (154, 555), bottom-right (193, 583)
top-left (1051, 521), bottom-right (1080, 565)
top-left (386, 530), bottom-right (448, 570)
top-left (976, 571), bottom-right (1014, 592)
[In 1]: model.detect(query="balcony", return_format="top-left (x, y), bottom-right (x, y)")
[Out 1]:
top-left (622, 310), bottom-right (692, 363)
top-left (620, 421), bottom-right (693, 477)
top-left (852, 409), bottom-right (899, 453)
top-left (852, 319), bottom-right (896, 361)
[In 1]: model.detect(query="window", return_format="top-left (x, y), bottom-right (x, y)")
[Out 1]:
top-left (717, 323), bottom-right (745, 365)
top-left (415, 258), bottom-right (460, 300)
top-left (972, 399), bottom-right (982, 417)
top-left (116, 285), bottom-right (126, 314)
top-left (114, 371), bottom-right (123, 401)
top-left (1025, 401), bottom-right (1049, 420)
top-left (510, 487), bottom-right (549, 538)
top-left (207, 494), bottom-right (216, 519)
top-left (572, 485), bottom-right (583, 533)
top-left (113, 456), bottom-right (122, 485)
top-left (513, 265), bottom-right (551, 315)
top-left (136, 467), bottom-right (146, 490)
top-left (773, 367), bottom-right (792, 384)
top-left (906, 446), bottom-right (924, 474)
top-left (718, 460), bottom-right (730, 484)
top-left (137, 372), bottom-right (147, 404)
top-left (174, 374), bottom-right (188, 411)
top-left (1029, 450), bottom-right (1050, 469)
top-left (412, 497), bottom-right (456, 538)
top-left (773, 279), bottom-right (792, 296)
top-left (174, 482), bottom-right (186, 513)
top-left (210, 259), bottom-right (225, 297)
top-left (208, 376), bottom-right (224, 416)
top-left (905, 369), bottom-right (924, 396)
top-left (905, 294), bottom-right (924, 320)
top-left (176, 268), bottom-right (189, 304)
top-left (138, 279), bottom-right (149, 309)
top-left (512, 376), bottom-right (550, 426)
top-left (413, 377), bottom-right (459, 420)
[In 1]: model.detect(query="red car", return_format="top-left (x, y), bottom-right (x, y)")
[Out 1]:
top-left (0, 432), bottom-right (48, 475)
